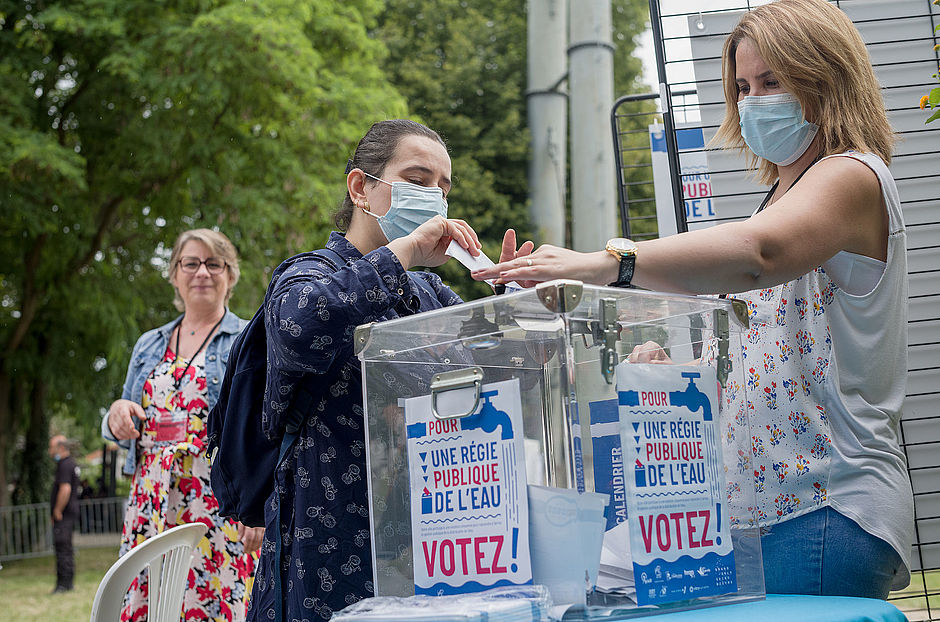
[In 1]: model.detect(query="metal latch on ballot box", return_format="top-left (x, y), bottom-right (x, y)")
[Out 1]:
top-left (600, 298), bottom-right (619, 384)
top-left (429, 366), bottom-right (484, 420)
top-left (598, 297), bottom-right (737, 387)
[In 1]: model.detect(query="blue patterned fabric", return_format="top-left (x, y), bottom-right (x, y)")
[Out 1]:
top-left (248, 232), bottom-right (462, 621)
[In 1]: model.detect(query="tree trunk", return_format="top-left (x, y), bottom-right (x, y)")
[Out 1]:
top-left (3, 371), bottom-right (27, 507)
top-left (0, 371), bottom-right (10, 507)
top-left (14, 377), bottom-right (48, 505)
top-left (12, 335), bottom-right (50, 505)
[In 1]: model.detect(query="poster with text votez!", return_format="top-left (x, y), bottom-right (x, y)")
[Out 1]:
top-left (403, 377), bottom-right (531, 595)
top-left (617, 363), bottom-right (737, 606)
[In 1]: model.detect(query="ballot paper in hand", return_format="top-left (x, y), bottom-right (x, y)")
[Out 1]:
top-left (445, 240), bottom-right (523, 291)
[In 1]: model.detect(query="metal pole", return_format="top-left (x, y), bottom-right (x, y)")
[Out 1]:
top-left (527, 0), bottom-right (568, 246)
top-left (569, 0), bottom-right (617, 252)
top-left (648, 0), bottom-right (689, 233)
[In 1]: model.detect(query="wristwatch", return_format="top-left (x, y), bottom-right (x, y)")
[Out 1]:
top-left (605, 237), bottom-right (638, 288)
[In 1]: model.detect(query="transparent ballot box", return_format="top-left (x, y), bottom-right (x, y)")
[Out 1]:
top-left (356, 280), bottom-right (765, 617)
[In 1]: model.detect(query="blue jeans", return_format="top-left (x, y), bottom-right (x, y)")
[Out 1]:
top-left (760, 506), bottom-right (903, 598)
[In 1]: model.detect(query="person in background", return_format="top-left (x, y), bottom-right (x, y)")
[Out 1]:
top-left (474, 0), bottom-right (911, 600)
top-left (48, 434), bottom-right (80, 594)
top-left (245, 119), bottom-right (509, 621)
top-left (102, 229), bottom-right (263, 621)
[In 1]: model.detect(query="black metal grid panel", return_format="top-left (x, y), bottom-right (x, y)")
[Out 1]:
top-left (613, 1), bottom-right (940, 618)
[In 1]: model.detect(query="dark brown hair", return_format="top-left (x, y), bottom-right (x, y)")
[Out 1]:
top-left (333, 119), bottom-right (447, 231)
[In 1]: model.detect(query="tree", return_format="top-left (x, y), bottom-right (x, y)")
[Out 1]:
top-left (375, 0), bottom-right (651, 298)
top-left (374, 0), bottom-right (530, 300)
top-left (0, 0), bottom-right (407, 504)
top-left (1, 0), bottom-right (652, 505)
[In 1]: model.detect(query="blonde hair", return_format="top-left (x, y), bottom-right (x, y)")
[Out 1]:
top-left (712, 0), bottom-right (895, 185)
top-left (167, 228), bottom-right (240, 311)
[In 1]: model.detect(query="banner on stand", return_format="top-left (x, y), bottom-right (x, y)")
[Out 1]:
top-left (617, 363), bottom-right (737, 605)
top-left (404, 377), bottom-right (531, 595)
top-left (650, 124), bottom-right (716, 237)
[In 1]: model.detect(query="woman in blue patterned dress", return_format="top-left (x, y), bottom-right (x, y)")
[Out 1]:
top-left (247, 120), bottom-right (500, 621)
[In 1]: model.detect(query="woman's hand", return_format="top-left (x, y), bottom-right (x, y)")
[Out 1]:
top-left (472, 243), bottom-right (617, 287)
top-left (237, 523), bottom-right (265, 553)
top-left (494, 229), bottom-right (538, 287)
top-left (387, 215), bottom-right (481, 270)
top-left (627, 341), bottom-right (673, 364)
top-left (106, 399), bottom-right (147, 440)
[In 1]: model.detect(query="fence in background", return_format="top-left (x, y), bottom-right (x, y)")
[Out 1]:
top-left (0, 496), bottom-right (126, 562)
top-left (617, 1), bottom-right (940, 619)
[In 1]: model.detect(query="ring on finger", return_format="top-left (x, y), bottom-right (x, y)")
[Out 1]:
top-left (526, 258), bottom-right (533, 267)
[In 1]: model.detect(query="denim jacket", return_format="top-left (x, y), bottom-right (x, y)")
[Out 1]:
top-left (101, 309), bottom-right (248, 475)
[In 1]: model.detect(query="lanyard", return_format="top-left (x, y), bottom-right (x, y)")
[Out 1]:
top-left (720, 157), bottom-right (823, 301)
top-left (756, 156), bottom-right (821, 213)
top-left (172, 315), bottom-right (224, 392)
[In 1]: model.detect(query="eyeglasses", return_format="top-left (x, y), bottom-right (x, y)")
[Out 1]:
top-left (178, 256), bottom-right (227, 274)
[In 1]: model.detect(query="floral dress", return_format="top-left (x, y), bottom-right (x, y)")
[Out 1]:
top-left (119, 343), bottom-right (257, 622)
top-left (722, 275), bottom-right (835, 528)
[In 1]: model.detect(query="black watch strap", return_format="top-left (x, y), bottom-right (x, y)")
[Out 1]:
top-left (610, 254), bottom-right (636, 288)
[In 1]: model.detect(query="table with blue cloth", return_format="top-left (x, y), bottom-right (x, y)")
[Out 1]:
top-left (644, 594), bottom-right (908, 622)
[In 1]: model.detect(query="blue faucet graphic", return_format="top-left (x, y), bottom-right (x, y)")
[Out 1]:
top-left (668, 372), bottom-right (712, 421)
top-left (460, 390), bottom-right (514, 440)
top-left (406, 422), bottom-right (428, 440)
top-left (619, 390), bottom-right (639, 407)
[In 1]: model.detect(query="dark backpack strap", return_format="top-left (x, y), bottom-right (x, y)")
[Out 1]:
top-left (314, 247), bottom-right (345, 272)
top-left (410, 272), bottom-right (439, 304)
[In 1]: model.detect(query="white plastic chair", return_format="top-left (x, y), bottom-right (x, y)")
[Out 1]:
top-left (89, 522), bottom-right (208, 622)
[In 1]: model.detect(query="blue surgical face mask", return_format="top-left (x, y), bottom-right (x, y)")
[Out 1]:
top-left (360, 173), bottom-right (448, 242)
top-left (737, 93), bottom-right (818, 166)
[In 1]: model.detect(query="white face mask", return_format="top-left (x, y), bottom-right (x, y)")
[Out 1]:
top-left (737, 93), bottom-right (818, 166)
top-left (360, 173), bottom-right (448, 242)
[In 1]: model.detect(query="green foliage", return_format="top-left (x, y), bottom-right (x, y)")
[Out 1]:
top-left (928, 89), bottom-right (940, 124)
top-left (925, 18), bottom-right (940, 123)
top-left (0, 0), bottom-right (407, 501)
top-left (611, 1), bottom-right (659, 241)
top-left (376, 0), bottom-right (650, 298)
top-left (1, 0), bottom-right (651, 501)
top-left (375, 0), bottom-right (530, 300)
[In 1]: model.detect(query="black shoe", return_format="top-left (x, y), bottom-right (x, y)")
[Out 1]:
top-left (51, 585), bottom-right (71, 594)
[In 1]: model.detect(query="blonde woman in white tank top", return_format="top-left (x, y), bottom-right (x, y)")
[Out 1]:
top-left (474, 0), bottom-right (911, 598)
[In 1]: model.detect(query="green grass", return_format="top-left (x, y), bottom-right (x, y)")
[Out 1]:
top-left (888, 571), bottom-right (940, 621)
top-left (0, 546), bottom-right (119, 622)
top-left (2, 546), bottom-right (940, 621)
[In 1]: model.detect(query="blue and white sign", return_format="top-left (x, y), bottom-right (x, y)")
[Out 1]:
top-left (404, 377), bottom-right (531, 595)
top-left (589, 399), bottom-right (628, 531)
top-left (650, 123), bottom-right (716, 237)
top-left (617, 363), bottom-right (737, 605)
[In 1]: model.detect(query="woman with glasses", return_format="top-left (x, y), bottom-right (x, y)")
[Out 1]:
top-left (102, 228), bottom-right (263, 622)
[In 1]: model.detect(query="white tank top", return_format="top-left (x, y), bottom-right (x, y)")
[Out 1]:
top-left (822, 250), bottom-right (885, 295)
top-left (724, 152), bottom-right (912, 589)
